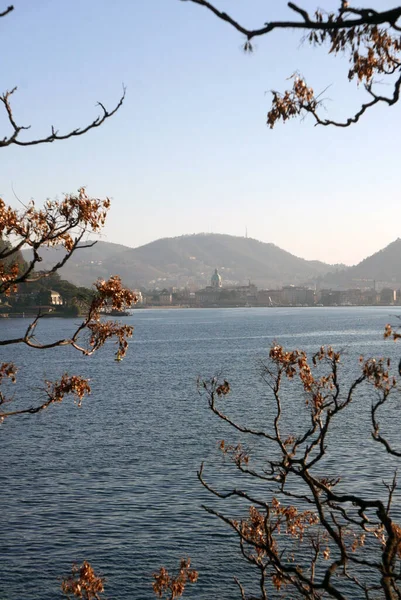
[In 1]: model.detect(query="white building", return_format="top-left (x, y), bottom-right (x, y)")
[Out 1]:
top-left (50, 290), bottom-right (63, 305)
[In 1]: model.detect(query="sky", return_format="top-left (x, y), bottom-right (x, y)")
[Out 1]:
top-left (0, 0), bottom-right (400, 266)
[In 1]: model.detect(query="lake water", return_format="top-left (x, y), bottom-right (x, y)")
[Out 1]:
top-left (1, 307), bottom-right (401, 599)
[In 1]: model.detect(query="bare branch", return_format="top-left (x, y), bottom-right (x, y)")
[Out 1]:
top-left (181, 1), bottom-right (401, 42)
top-left (0, 86), bottom-right (126, 148)
top-left (182, 1), bottom-right (401, 127)
top-left (197, 343), bottom-right (401, 597)
top-left (0, 191), bottom-right (137, 421)
top-left (0, 5), bottom-right (13, 18)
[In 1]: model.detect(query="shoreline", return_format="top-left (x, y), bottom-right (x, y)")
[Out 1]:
top-left (1, 304), bottom-right (400, 318)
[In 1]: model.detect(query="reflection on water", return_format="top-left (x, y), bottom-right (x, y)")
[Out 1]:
top-left (1, 307), bottom-right (401, 599)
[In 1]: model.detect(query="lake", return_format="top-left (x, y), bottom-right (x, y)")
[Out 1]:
top-left (1, 307), bottom-right (401, 599)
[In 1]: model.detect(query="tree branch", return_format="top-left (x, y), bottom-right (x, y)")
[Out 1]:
top-left (181, 1), bottom-right (401, 41)
top-left (0, 86), bottom-right (126, 148)
top-left (0, 5), bottom-right (13, 18)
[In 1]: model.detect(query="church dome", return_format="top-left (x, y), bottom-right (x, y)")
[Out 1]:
top-left (211, 268), bottom-right (222, 288)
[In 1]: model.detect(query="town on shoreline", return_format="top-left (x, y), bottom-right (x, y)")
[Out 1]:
top-left (2, 268), bottom-right (400, 319)
top-left (134, 268), bottom-right (401, 309)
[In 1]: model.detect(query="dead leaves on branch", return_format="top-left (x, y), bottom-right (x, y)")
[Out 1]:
top-left (204, 342), bottom-right (399, 426)
top-left (0, 362), bottom-right (18, 418)
top-left (267, 75), bottom-right (318, 129)
top-left (238, 501), bottom-right (319, 556)
top-left (185, 0), bottom-right (401, 126)
top-left (87, 320), bottom-right (133, 359)
top-left (361, 356), bottom-right (396, 391)
top-left (45, 375), bottom-right (91, 408)
top-left (268, 15), bottom-right (401, 127)
top-left (92, 275), bottom-right (136, 314)
top-left (61, 562), bottom-right (105, 600)
top-left (198, 339), bottom-right (401, 597)
top-left (81, 275), bottom-right (136, 359)
top-left (0, 373), bottom-right (91, 422)
top-left (152, 558), bottom-right (198, 599)
top-left (268, 343), bottom-right (340, 415)
top-left (61, 558), bottom-right (198, 600)
top-left (0, 188), bottom-right (109, 251)
top-left (0, 275), bottom-right (135, 420)
top-left (0, 362), bottom-right (17, 385)
top-left (215, 379), bottom-right (230, 397)
top-left (384, 323), bottom-right (401, 341)
top-left (0, 189), bottom-right (137, 421)
top-left (219, 439), bottom-right (250, 467)
top-left (0, 261), bottom-right (19, 296)
top-left (0, 188), bottom-right (111, 296)
top-left (309, 16), bottom-right (401, 85)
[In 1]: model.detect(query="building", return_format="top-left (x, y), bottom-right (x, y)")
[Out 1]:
top-left (159, 289), bottom-right (172, 305)
top-left (257, 289), bottom-right (285, 306)
top-left (194, 288), bottom-right (221, 305)
top-left (380, 288), bottom-right (396, 305)
top-left (211, 268), bottom-right (222, 289)
top-left (280, 286), bottom-right (315, 306)
top-left (223, 283), bottom-right (258, 303)
top-left (50, 290), bottom-right (63, 305)
top-left (194, 269), bottom-right (258, 306)
top-left (195, 269), bottom-right (223, 305)
top-left (318, 289), bottom-right (346, 306)
top-left (360, 289), bottom-right (379, 305)
top-left (256, 286), bottom-right (315, 306)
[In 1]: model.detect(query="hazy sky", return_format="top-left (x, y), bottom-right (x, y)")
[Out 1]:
top-left (0, 0), bottom-right (399, 266)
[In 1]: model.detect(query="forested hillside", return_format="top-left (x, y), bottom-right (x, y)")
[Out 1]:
top-left (23, 233), bottom-right (343, 289)
top-left (321, 239), bottom-right (401, 288)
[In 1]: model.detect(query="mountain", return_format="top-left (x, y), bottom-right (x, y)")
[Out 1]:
top-left (1, 238), bottom-right (26, 271)
top-left (321, 238), bottom-right (401, 289)
top-left (22, 234), bottom-right (341, 289)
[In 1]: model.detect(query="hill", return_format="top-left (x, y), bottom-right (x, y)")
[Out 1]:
top-left (321, 238), bottom-right (401, 289)
top-left (22, 234), bottom-right (342, 289)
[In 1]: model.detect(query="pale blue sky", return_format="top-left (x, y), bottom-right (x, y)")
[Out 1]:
top-left (0, 0), bottom-right (399, 265)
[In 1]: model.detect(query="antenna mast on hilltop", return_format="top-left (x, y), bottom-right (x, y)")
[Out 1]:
top-left (245, 226), bottom-right (248, 239)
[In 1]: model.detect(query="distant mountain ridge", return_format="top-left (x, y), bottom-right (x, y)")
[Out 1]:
top-left (322, 238), bottom-right (401, 288)
top-left (23, 233), bottom-right (344, 289)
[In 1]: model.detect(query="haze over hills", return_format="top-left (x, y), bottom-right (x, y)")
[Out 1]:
top-left (321, 238), bottom-right (401, 289)
top-left (23, 234), bottom-right (344, 289)
top-left (23, 234), bottom-right (401, 291)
